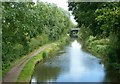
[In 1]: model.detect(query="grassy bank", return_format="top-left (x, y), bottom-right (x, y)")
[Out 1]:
top-left (2, 1), bottom-right (73, 77)
top-left (2, 34), bottom-right (49, 77)
top-left (17, 36), bottom-right (69, 82)
top-left (79, 33), bottom-right (120, 73)
top-left (79, 36), bottom-right (109, 59)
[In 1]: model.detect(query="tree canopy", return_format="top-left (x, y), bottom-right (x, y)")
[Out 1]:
top-left (68, 2), bottom-right (120, 71)
top-left (2, 2), bottom-right (73, 75)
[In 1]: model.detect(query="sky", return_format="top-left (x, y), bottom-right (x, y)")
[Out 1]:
top-left (33, 0), bottom-right (77, 25)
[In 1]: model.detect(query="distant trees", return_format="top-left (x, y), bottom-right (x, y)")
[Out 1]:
top-left (2, 2), bottom-right (73, 75)
top-left (68, 2), bottom-right (120, 71)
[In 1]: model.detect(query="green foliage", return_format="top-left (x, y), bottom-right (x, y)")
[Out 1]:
top-left (17, 53), bottom-right (43, 82)
top-left (2, 2), bottom-right (72, 75)
top-left (42, 51), bottom-right (48, 59)
top-left (87, 37), bottom-right (109, 57)
top-left (68, 2), bottom-right (120, 72)
top-left (17, 36), bottom-right (68, 82)
top-left (68, 2), bottom-right (102, 36)
top-left (79, 25), bottom-right (93, 41)
top-left (95, 3), bottom-right (120, 70)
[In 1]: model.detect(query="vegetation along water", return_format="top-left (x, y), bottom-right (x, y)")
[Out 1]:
top-left (1, 0), bottom-right (120, 83)
top-left (31, 39), bottom-right (120, 82)
top-left (68, 2), bottom-right (120, 75)
top-left (2, 1), bottom-right (73, 77)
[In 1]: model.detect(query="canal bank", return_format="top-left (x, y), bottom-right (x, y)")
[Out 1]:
top-left (31, 39), bottom-right (120, 82)
top-left (17, 36), bottom-right (69, 82)
top-left (31, 39), bottom-right (106, 82)
top-left (78, 37), bottom-right (120, 82)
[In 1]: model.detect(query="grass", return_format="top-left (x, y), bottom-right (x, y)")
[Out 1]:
top-left (80, 35), bottom-right (110, 62)
top-left (2, 42), bottom-right (54, 77)
top-left (17, 53), bottom-right (43, 82)
top-left (2, 55), bottom-right (27, 77)
top-left (2, 43), bottom-right (51, 77)
top-left (17, 36), bottom-right (69, 82)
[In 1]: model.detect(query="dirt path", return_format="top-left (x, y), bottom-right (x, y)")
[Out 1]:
top-left (2, 44), bottom-right (51, 83)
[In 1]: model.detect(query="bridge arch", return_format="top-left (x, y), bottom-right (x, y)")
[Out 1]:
top-left (70, 28), bottom-right (80, 38)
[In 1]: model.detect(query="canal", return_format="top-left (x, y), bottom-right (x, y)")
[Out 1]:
top-left (31, 39), bottom-right (119, 83)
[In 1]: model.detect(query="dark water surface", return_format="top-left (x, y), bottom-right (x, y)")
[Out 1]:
top-left (31, 39), bottom-right (119, 83)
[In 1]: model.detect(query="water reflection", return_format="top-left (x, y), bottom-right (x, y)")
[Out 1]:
top-left (71, 40), bottom-right (81, 48)
top-left (31, 39), bottom-right (105, 83)
top-left (32, 65), bottom-right (61, 82)
top-left (105, 67), bottom-right (120, 82)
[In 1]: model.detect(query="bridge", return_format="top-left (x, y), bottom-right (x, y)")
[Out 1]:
top-left (70, 28), bottom-right (80, 38)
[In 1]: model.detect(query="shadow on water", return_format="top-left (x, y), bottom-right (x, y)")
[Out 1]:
top-left (31, 38), bottom-right (119, 83)
top-left (105, 66), bottom-right (120, 82)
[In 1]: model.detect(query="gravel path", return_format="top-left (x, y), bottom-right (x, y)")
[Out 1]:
top-left (2, 44), bottom-right (51, 83)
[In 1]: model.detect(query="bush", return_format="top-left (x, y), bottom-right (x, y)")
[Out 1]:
top-left (29, 38), bottom-right (40, 50)
top-left (42, 51), bottom-right (48, 59)
top-left (13, 43), bottom-right (24, 57)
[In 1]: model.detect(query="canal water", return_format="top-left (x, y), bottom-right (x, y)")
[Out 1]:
top-left (31, 39), bottom-right (119, 83)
